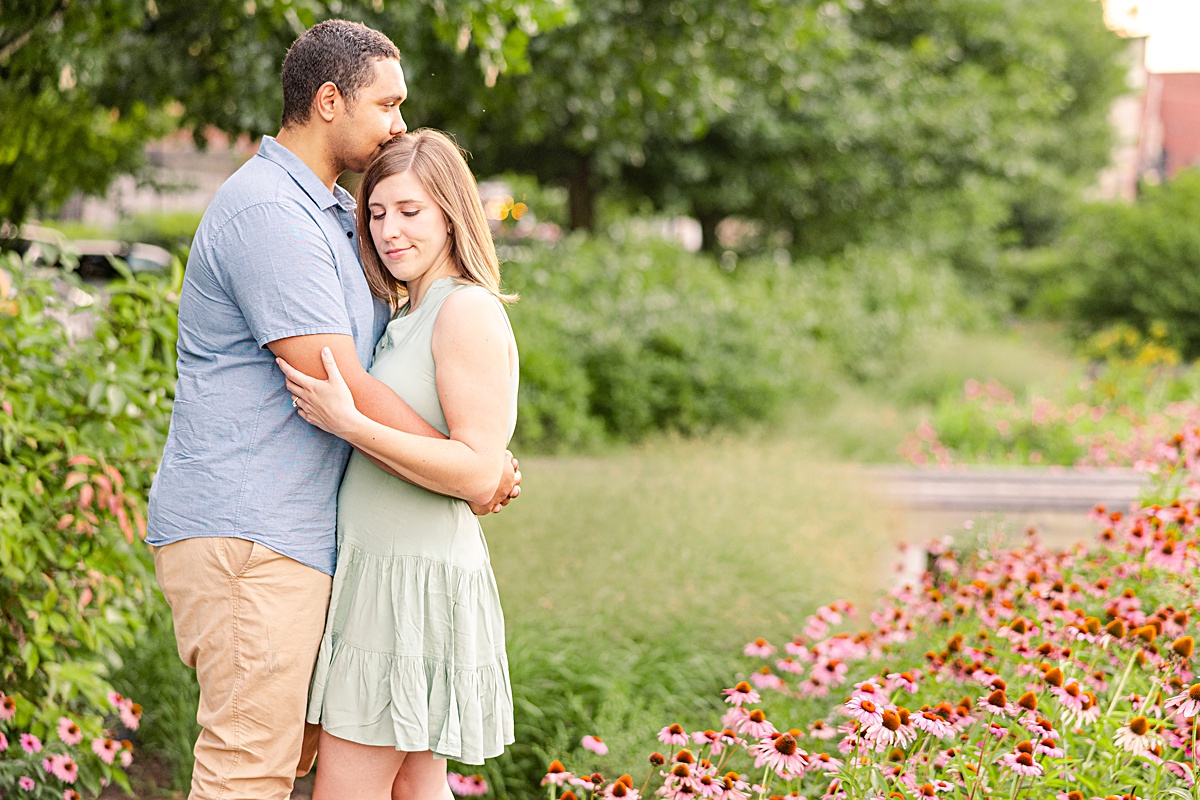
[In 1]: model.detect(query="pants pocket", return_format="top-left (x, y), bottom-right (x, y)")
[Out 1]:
top-left (221, 538), bottom-right (258, 578)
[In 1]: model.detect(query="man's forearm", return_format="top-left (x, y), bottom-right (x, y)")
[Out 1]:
top-left (352, 373), bottom-right (446, 440)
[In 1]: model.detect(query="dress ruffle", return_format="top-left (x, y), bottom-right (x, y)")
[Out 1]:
top-left (306, 542), bottom-right (515, 764)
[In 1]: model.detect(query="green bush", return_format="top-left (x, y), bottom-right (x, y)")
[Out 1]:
top-left (1068, 169), bottom-right (1200, 357)
top-left (504, 234), bottom-right (984, 451)
top-left (0, 251), bottom-right (184, 795)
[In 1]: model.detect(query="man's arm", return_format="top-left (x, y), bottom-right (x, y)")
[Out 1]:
top-left (269, 333), bottom-right (440, 437)
top-left (269, 333), bottom-right (518, 512)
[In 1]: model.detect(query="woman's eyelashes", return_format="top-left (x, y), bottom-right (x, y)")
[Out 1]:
top-left (370, 210), bottom-right (420, 220)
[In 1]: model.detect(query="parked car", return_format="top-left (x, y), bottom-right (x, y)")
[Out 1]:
top-left (4, 224), bottom-right (173, 282)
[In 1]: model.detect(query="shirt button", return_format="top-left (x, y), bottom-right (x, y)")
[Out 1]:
top-left (346, 231), bottom-right (354, 238)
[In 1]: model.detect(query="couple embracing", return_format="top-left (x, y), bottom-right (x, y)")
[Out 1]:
top-left (146, 19), bottom-right (520, 800)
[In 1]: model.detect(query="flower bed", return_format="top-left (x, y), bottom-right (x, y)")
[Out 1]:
top-left (901, 329), bottom-right (1200, 468)
top-left (545, 426), bottom-right (1200, 799)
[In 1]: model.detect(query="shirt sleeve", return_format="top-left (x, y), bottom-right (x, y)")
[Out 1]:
top-left (210, 200), bottom-right (353, 348)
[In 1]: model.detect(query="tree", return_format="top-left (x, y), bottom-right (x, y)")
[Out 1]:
top-left (398, 0), bottom-right (826, 232)
top-left (621, 0), bottom-right (1128, 256)
top-left (0, 0), bottom-right (573, 226)
top-left (401, 0), bottom-right (1124, 257)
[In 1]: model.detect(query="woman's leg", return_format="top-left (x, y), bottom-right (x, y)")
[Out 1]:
top-left (312, 729), bottom-right (408, 800)
top-left (391, 750), bottom-right (453, 800)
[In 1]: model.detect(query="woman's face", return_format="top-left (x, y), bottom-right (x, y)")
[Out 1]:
top-left (367, 170), bottom-right (454, 287)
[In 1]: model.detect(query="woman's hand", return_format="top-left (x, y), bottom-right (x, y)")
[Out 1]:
top-left (277, 347), bottom-right (365, 440)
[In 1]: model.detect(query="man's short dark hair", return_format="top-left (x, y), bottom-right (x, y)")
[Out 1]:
top-left (281, 20), bottom-right (400, 128)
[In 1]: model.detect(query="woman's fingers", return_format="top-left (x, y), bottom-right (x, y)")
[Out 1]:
top-left (321, 347), bottom-right (346, 387)
top-left (276, 357), bottom-right (314, 388)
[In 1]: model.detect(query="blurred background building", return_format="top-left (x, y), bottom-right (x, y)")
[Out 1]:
top-left (1102, 0), bottom-right (1200, 198)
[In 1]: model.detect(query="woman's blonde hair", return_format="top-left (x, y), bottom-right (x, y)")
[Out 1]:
top-left (356, 128), bottom-right (516, 308)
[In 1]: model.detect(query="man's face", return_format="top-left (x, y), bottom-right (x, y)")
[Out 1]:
top-left (336, 58), bottom-right (408, 173)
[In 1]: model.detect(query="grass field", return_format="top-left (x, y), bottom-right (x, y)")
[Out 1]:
top-left (487, 432), bottom-right (908, 645)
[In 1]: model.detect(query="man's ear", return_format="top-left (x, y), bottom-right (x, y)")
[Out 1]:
top-left (313, 81), bottom-right (341, 123)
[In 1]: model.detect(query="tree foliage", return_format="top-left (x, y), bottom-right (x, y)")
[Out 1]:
top-left (0, 0), bottom-right (573, 226)
top-left (403, 0), bottom-right (1125, 256)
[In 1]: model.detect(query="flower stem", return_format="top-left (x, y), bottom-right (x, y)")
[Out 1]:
top-left (966, 713), bottom-right (996, 800)
top-left (1082, 648), bottom-right (1140, 765)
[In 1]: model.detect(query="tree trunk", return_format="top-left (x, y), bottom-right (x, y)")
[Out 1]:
top-left (697, 211), bottom-right (721, 253)
top-left (567, 157), bottom-right (594, 232)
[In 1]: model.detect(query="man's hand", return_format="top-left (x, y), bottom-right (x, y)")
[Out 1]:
top-left (469, 451), bottom-right (521, 515)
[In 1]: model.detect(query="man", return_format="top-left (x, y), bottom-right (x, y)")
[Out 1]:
top-left (146, 20), bottom-right (518, 800)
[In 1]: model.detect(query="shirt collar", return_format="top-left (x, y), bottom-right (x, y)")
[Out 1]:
top-left (256, 135), bottom-right (356, 213)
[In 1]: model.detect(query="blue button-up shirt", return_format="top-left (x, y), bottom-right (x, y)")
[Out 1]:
top-left (147, 136), bottom-right (389, 575)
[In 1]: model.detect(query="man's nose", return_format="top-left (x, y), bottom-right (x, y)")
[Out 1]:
top-left (391, 111), bottom-right (407, 136)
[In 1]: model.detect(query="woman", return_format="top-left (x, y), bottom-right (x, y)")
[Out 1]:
top-left (278, 129), bottom-right (518, 800)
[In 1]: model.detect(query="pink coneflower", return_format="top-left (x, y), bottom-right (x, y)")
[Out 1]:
top-left (749, 667), bottom-right (785, 692)
top-left (887, 671), bottom-right (920, 694)
top-left (117, 700), bottom-right (142, 731)
top-left (0, 692), bottom-right (15, 722)
top-left (750, 733), bottom-right (807, 777)
top-left (119, 744), bottom-right (133, 768)
top-left (18, 776), bottom-right (35, 791)
top-left (808, 720), bottom-right (838, 740)
top-left (718, 772), bottom-right (750, 800)
top-left (976, 689), bottom-right (1013, 717)
top-left (912, 711), bottom-right (955, 740)
top-left (1074, 691), bottom-right (1102, 726)
top-left (864, 709), bottom-right (912, 751)
top-left (1050, 681), bottom-right (1086, 714)
top-left (806, 751), bottom-right (842, 772)
top-left (605, 780), bottom-right (639, 800)
top-left (582, 735), bottom-right (608, 755)
top-left (1114, 716), bottom-right (1160, 756)
top-left (844, 696), bottom-right (885, 727)
top-left (47, 754), bottom-right (78, 784)
top-left (723, 682), bottom-right (760, 706)
top-left (541, 761), bottom-right (573, 786)
top-left (57, 717), bottom-right (83, 746)
top-left (999, 751), bottom-right (1043, 778)
top-left (0, 732), bottom-right (7, 752)
top-left (737, 709), bottom-right (776, 740)
top-left (454, 775), bottom-right (489, 796)
top-left (92, 738), bottom-right (119, 765)
top-left (775, 657), bottom-right (805, 675)
top-left (810, 658), bottom-right (849, 687)
top-left (803, 616), bottom-right (830, 640)
top-left (1024, 716), bottom-right (1059, 739)
top-left (63, 791), bottom-right (81, 800)
top-left (743, 638), bottom-right (775, 658)
top-left (447, 773), bottom-right (469, 796)
top-left (19, 733), bottom-right (41, 754)
top-left (659, 724), bottom-right (691, 747)
top-left (692, 773), bottom-right (722, 798)
top-left (1165, 761), bottom-right (1195, 787)
top-left (1034, 738), bottom-right (1065, 758)
top-left (1165, 683), bottom-right (1200, 718)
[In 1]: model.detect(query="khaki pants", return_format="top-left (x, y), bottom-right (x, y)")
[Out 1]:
top-left (154, 537), bottom-right (332, 800)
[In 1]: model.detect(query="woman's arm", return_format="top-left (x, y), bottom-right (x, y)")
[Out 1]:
top-left (278, 290), bottom-right (516, 505)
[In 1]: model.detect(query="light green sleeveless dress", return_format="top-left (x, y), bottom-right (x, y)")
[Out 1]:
top-left (306, 276), bottom-right (517, 764)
